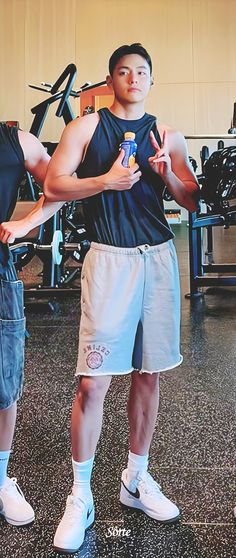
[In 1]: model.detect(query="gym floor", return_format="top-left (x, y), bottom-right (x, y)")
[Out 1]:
top-left (1, 223), bottom-right (236, 558)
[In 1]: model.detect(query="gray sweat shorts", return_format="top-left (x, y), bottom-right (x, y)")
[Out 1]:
top-left (0, 261), bottom-right (25, 409)
top-left (76, 240), bottom-right (182, 377)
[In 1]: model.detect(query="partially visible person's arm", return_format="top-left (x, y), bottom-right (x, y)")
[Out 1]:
top-left (19, 129), bottom-right (50, 184)
top-left (0, 195), bottom-right (64, 243)
top-left (44, 114), bottom-right (142, 202)
top-left (149, 126), bottom-right (200, 212)
top-left (0, 131), bottom-right (64, 243)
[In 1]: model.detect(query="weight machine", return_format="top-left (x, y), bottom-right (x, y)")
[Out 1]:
top-left (185, 131), bottom-right (236, 298)
top-left (11, 64), bottom-right (106, 304)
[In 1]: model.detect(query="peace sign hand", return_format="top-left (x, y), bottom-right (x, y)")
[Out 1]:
top-left (148, 130), bottom-right (172, 179)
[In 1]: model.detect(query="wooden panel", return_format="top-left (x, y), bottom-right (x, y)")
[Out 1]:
top-left (152, 83), bottom-right (195, 134)
top-left (80, 85), bottom-right (113, 115)
top-left (94, 94), bottom-right (114, 111)
top-left (0, 0), bottom-right (26, 126)
top-left (194, 82), bottom-right (236, 134)
top-left (192, 0), bottom-right (236, 82)
top-left (24, 0), bottom-right (77, 141)
top-left (1, 0), bottom-right (236, 140)
top-left (75, 0), bottom-right (194, 86)
top-left (153, 0), bottom-right (194, 84)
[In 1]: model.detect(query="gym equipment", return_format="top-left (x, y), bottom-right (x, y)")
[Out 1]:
top-left (187, 206), bottom-right (236, 297)
top-left (10, 229), bottom-right (90, 267)
top-left (185, 129), bottom-right (236, 297)
top-left (29, 64), bottom-right (105, 135)
top-left (17, 65), bottom-right (79, 202)
top-left (201, 146), bottom-right (236, 206)
top-left (185, 134), bottom-right (236, 139)
top-left (10, 65), bottom-right (107, 301)
top-left (82, 105), bottom-right (95, 115)
top-left (228, 101), bottom-right (236, 134)
top-left (11, 201), bottom-right (90, 297)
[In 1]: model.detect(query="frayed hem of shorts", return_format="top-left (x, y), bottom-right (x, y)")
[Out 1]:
top-left (138, 355), bottom-right (183, 374)
top-left (75, 367), bottom-right (134, 377)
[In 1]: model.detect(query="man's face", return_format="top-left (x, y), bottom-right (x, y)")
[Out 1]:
top-left (107, 53), bottom-right (152, 104)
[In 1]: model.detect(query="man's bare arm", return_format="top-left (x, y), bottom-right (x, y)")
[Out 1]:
top-left (18, 130), bottom-right (51, 185)
top-left (0, 195), bottom-right (64, 243)
top-left (44, 115), bottom-right (142, 202)
top-left (0, 132), bottom-right (64, 243)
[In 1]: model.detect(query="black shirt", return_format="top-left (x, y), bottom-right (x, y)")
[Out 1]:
top-left (77, 108), bottom-right (173, 247)
top-left (0, 124), bottom-right (25, 265)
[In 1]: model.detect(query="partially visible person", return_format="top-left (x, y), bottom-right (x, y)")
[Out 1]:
top-left (0, 123), bottom-right (64, 526)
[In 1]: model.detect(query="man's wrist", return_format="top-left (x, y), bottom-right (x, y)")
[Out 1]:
top-left (21, 216), bottom-right (35, 231)
top-left (161, 168), bottom-right (174, 186)
top-left (97, 173), bottom-right (109, 192)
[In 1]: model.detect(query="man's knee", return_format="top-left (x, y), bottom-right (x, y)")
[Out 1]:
top-left (132, 370), bottom-right (160, 391)
top-left (75, 375), bottom-right (111, 410)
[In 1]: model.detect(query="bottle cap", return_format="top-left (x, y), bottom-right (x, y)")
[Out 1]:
top-left (124, 132), bottom-right (135, 140)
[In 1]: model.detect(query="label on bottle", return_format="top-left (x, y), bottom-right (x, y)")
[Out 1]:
top-left (120, 140), bottom-right (137, 168)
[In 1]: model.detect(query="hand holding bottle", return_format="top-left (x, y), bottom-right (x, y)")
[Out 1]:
top-left (104, 149), bottom-right (141, 191)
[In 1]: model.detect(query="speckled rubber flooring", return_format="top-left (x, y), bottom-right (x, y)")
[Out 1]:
top-left (1, 224), bottom-right (235, 558)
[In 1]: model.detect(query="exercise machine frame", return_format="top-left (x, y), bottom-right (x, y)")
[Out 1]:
top-left (186, 133), bottom-right (236, 298)
top-left (12, 64), bottom-right (106, 301)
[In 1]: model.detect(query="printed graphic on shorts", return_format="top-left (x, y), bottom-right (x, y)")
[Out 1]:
top-left (83, 344), bottom-right (111, 370)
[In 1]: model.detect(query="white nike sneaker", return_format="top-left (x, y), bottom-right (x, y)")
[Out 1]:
top-left (120, 468), bottom-right (180, 523)
top-left (54, 494), bottom-right (95, 554)
top-left (0, 477), bottom-right (35, 526)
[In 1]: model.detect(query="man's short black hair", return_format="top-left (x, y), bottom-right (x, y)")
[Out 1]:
top-left (109, 43), bottom-right (152, 76)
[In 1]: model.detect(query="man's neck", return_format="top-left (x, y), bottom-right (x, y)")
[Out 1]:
top-left (109, 100), bottom-right (145, 120)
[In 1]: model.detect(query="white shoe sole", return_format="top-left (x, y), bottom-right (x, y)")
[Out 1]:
top-left (0, 510), bottom-right (35, 526)
top-left (120, 490), bottom-right (180, 524)
top-left (53, 507), bottom-right (95, 554)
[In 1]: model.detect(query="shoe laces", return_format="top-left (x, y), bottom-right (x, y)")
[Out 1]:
top-left (136, 472), bottom-right (163, 497)
top-left (2, 477), bottom-right (25, 500)
top-left (64, 495), bottom-right (88, 526)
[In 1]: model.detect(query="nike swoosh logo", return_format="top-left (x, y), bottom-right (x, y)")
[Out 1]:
top-left (87, 506), bottom-right (94, 519)
top-left (122, 481), bottom-right (140, 499)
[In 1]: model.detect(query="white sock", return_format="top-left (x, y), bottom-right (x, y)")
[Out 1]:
top-left (127, 451), bottom-right (149, 480)
top-left (0, 450), bottom-right (11, 488)
top-left (72, 456), bottom-right (94, 502)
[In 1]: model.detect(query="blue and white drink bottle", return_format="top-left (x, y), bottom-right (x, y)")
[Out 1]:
top-left (120, 132), bottom-right (137, 168)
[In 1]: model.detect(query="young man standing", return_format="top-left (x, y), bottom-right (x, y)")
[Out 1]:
top-left (0, 123), bottom-right (64, 526)
top-left (44, 43), bottom-right (199, 554)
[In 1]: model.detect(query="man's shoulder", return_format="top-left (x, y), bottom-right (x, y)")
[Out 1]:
top-left (67, 113), bottom-right (99, 131)
top-left (18, 129), bottom-right (40, 146)
top-left (63, 113), bottom-right (100, 142)
top-left (18, 129), bottom-right (30, 144)
top-left (17, 130), bottom-right (50, 167)
top-left (157, 122), bottom-right (185, 146)
top-left (157, 122), bottom-right (174, 134)
top-left (18, 130), bottom-right (43, 153)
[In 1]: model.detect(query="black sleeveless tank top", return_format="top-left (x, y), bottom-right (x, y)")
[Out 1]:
top-left (0, 124), bottom-right (25, 265)
top-left (77, 108), bottom-right (173, 247)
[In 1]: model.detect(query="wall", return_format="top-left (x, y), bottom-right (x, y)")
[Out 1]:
top-left (1, 0), bottom-right (236, 169)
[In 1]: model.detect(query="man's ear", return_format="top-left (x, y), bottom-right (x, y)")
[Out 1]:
top-left (150, 76), bottom-right (154, 86)
top-left (106, 75), bottom-right (113, 89)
